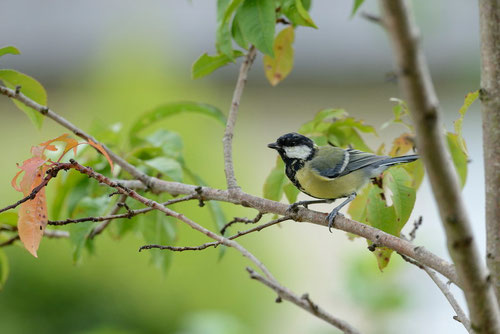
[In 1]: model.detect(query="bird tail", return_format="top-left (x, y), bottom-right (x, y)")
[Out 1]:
top-left (377, 154), bottom-right (419, 167)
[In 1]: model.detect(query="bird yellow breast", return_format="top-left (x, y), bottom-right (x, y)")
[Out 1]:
top-left (295, 167), bottom-right (368, 199)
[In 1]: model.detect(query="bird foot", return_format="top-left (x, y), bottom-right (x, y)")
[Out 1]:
top-left (326, 210), bottom-right (342, 233)
top-left (285, 201), bottom-right (310, 216)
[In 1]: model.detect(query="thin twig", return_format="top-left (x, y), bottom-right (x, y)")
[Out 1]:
top-left (0, 235), bottom-right (19, 247)
top-left (423, 267), bottom-right (472, 333)
top-left (140, 216), bottom-right (290, 252)
top-left (220, 212), bottom-right (264, 235)
top-left (88, 194), bottom-right (127, 239)
top-left (0, 229), bottom-right (69, 248)
top-left (48, 193), bottom-right (199, 226)
top-left (246, 267), bottom-right (361, 334)
top-left (379, 0), bottom-right (500, 330)
top-left (44, 229), bottom-right (70, 239)
top-left (408, 216), bottom-right (423, 241)
top-left (361, 11), bottom-right (384, 26)
top-left (222, 46), bottom-right (257, 191)
top-left (399, 254), bottom-right (472, 333)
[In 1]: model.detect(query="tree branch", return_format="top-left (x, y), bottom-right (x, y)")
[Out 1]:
top-left (45, 194), bottom-right (198, 226)
top-left (0, 82), bottom-right (459, 287)
top-left (220, 212), bottom-right (264, 235)
top-left (478, 0), bottom-right (500, 303)
top-left (399, 254), bottom-right (471, 333)
top-left (223, 46), bottom-right (257, 191)
top-left (0, 229), bottom-right (69, 248)
top-left (423, 266), bottom-right (472, 333)
top-left (115, 178), bottom-right (460, 286)
top-left (378, 0), bottom-right (500, 331)
top-left (246, 267), bottom-right (361, 334)
top-left (55, 160), bottom-right (277, 283)
top-left (140, 216), bottom-right (290, 252)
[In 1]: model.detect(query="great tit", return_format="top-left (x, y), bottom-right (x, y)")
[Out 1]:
top-left (268, 132), bottom-right (419, 231)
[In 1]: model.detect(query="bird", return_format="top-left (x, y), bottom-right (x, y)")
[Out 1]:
top-left (267, 132), bottom-right (419, 231)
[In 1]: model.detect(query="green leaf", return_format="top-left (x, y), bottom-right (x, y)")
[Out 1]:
top-left (346, 129), bottom-right (373, 152)
top-left (231, 15), bottom-right (249, 49)
top-left (0, 69), bottom-right (46, 129)
top-left (454, 90), bottom-right (479, 155)
top-left (283, 182), bottom-right (299, 204)
top-left (140, 210), bottom-right (175, 273)
top-left (263, 158), bottom-right (287, 201)
top-left (0, 212), bottom-right (18, 227)
top-left (281, 0), bottom-right (317, 28)
top-left (298, 108), bottom-right (347, 134)
top-left (332, 117), bottom-right (376, 134)
top-left (0, 46), bottom-right (21, 58)
top-left (384, 167), bottom-right (416, 225)
top-left (66, 175), bottom-right (93, 217)
top-left (70, 195), bottom-right (111, 263)
top-left (237, 0), bottom-right (276, 55)
top-left (216, 23), bottom-right (233, 58)
top-left (185, 169), bottom-right (227, 257)
top-left (366, 186), bottom-right (397, 234)
top-left (184, 168), bottom-right (227, 232)
top-left (382, 98), bottom-right (413, 131)
top-left (0, 249), bottom-right (8, 290)
top-left (144, 129), bottom-right (184, 160)
top-left (347, 185), bottom-right (370, 223)
top-left (402, 159), bottom-right (425, 189)
top-left (294, 0), bottom-right (318, 28)
top-left (223, 0), bottom-right (244, 23)
top-left (192, 51), bottom-right (244, 79)
top-left (446, 133), bottom-right (468, 188)
top-left (129, 102), bottom-right (226, 145)
top-left (263, 26), bottom-right (295, 86)
top-left (351, 0), bottom-right (365, 17)
top-left (144, 157), bottom-right (183, 182)
top-left (365, 185), bottom-right (397, 270)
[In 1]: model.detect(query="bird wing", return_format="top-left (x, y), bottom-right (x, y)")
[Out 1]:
top-left (311, 147), bottom-right (388, 179)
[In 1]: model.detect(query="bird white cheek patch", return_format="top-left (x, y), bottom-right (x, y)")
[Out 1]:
top-left (284, 145), bottom-right (312, 159)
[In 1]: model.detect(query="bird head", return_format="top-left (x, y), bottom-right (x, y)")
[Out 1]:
top-left (268, 133), bottom-right (316, 162)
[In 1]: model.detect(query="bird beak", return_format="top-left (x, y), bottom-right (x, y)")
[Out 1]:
top-left (267, 142), bottom-right (279, 150)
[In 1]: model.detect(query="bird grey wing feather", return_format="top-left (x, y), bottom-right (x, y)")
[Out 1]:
top-left (337, 149), bottom-right (389, 177)
top-left (314, 148), bottom-right (389, 179)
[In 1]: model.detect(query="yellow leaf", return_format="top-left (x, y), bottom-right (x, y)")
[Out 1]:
top-left (263, 26), bottom-right (294, 86)
top-left (389, 133), bottom-right (415, 157)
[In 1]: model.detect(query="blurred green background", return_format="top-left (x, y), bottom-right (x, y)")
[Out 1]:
top-left (0, 1), bottom-right (484, 333)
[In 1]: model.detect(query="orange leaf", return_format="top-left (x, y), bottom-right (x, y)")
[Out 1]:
top-left (389, 133), bottom-right (415, 157)
top-left (17, 169), bottom-right (48, 257)
top-left (40, 133), bottom-right (79, 161)
top-left (88, 140), bottom-right (114, 172)
top-left (11, 156), bottom-right (46, 193)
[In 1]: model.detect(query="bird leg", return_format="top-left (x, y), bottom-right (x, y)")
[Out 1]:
top-left (286, 199), bottom-right (333, 215)
top-left (326, 193), bottom-right (357, 232)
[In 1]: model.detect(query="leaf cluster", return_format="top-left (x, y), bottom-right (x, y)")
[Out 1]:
top-left (192, 0), bottom-right (317, 86)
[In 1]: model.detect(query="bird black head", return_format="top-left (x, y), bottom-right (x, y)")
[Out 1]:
top-left (268, 133), bottom-right (316, 162)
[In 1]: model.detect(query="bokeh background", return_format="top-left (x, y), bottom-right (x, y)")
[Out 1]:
top-left (0, 1), bottom-right (483, 333)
